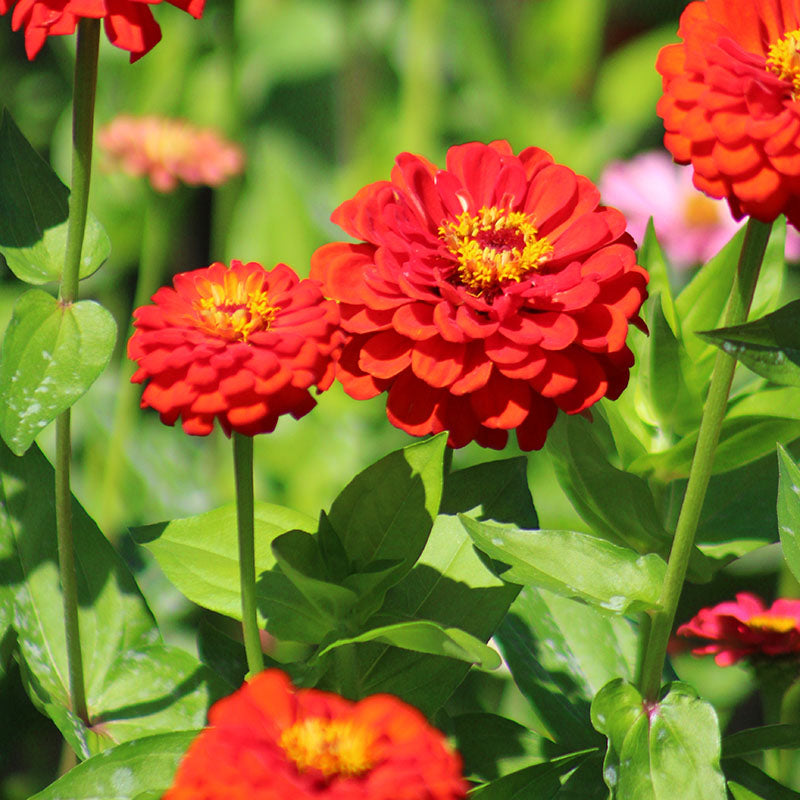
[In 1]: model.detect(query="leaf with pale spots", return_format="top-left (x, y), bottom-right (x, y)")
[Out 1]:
top-left (0, 288), bottom-right (116, 455)
top-left (777, 444), bottom-right (800, 584)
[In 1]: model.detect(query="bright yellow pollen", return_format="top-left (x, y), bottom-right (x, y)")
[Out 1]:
top-left (438, 206), bottom-right (553, 294)
top-left (747, 614), bottom-right (798, 634)
top-left (279, 718), bottom-right (376, 779)
top-left (682, 192), bottom-right (720, 228)
top-left (196, 271), bottom-right (277, 342)
top-left (766, 29), bottom-right (800, 97)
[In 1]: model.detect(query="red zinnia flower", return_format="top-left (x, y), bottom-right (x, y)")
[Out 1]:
top-left (128, 260), bottom-right (342, 437)
top-left (98, 115), bottom-right (244, 192)
top-left (657, 0), bottom-right (800, 226)
top-left (0, 0), bottom-right (204, 61)
top-left (163, 670), bottom-right (468, 800)
top-left (676, 592), bottom-right (800, 666)
top-left (310, 141), bottom-right (647, 450)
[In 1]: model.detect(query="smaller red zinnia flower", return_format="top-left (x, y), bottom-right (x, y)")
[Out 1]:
top-left (128, 260), bottom-right (342, 437)
top-left (0, 0), bottom-right (205, 61)
top-left (676, 592), bottom-right (800, 666)
top-left (98, 115), bottom-right (244, 193)
top-left (163, 670), bottom-right (468, 800)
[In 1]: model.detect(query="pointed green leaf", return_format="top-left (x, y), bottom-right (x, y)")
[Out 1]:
top-left (723, 724), bottom-right (800, 759)
top-left (778, 444), bottom-right (800, 583)
top-left (724, 759), bottom-right (800, 800)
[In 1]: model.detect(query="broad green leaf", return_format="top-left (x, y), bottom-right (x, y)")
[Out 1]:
top-left (0, 110), bottom-right (110, 285)
top-left (131, 502), bottom-right (316, 625)
top-left (591, 680), bottom-right (726, 800)
top-left (724, 759), bottom-right (800, 800)
top-left (317, 619), bottom-right (500, 669)
top-left (0, 289), bottom-right (117, 455)
top-left (461, 517), bottom-right (666, 614)
top-left (326, 433), bottom-right (446, 572)
top-left (778, 444), bottom-right (800, 583)
top-left (723, 724), bottom-right (800, 759)
top-left (29, 731), bottom-right (197, 800)
top-left (257, 570), bottom-right (333, 644)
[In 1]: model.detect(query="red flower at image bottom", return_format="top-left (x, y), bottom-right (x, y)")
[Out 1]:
top-left (163, 670), bottom-right (468, 800)
top-left (657, 0), bottom-right (800, 226)
top-left (0, 0), bottom-right (204, 61)
top-left (676, 592), bottom-right (800, 666)
top-left (310, 140), bottom-right (648, 450)
top-left (128, 260), bottom-right (342, 437)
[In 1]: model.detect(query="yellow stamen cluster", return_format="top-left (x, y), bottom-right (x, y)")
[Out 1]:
top-left (438, 206), bottom-right (553, 294)
top-left (196, 271), bottom-right (277, 342)
top-left (766, 29), bottom-right (800, 97)
top-left (682, 192), bottom-right (720, 228)
top-left (747, 614), bottom-right (798, 634)
top-left (279, 717), bottom-right (376, 779)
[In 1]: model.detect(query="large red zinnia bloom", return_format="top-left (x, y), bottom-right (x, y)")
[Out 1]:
top-left (128, 260), bottom-right (342, 437)
top-left (0, 0), bottom-right (204, 61)
top-left (163, 670), bottom-right (468, 800)
top-left (657, 0), bottom-right (800, 226)
top-left (676, 592), bottom-right (800, 666)
top-left (310, 141), bottom-right (647, 450)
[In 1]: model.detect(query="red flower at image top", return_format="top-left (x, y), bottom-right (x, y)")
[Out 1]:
top-left (310, 141), bottom-right (648, 450)
top-left (676, 592), bottom-right (800, 666)
top-left (163, 669), bottom-right (468, 800)
top-left (657, 0), bottom-right (800, 226)
top-left (0, 0), bottom-right (204, 61)
top-left (128, 260), bottom-right (342, 437)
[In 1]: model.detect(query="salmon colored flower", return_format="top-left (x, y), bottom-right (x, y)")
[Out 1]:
top-left (128, 260), bottom-right (342, 437)
top-left (98, 115), bottom-right (244, 193)
top-left (163, 670), bottom-right (468, 800)
top-left (676, 592), bottom-right (800, 666)
top-left (0, 0), bottom-right (204, 61)
top-left (657, 0), bottom-right (800, 227)
top-left (310, 141), bottom-right (648, 450)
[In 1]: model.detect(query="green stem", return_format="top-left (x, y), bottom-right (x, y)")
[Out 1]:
top-left (233, 433), bottom-right (264, 676)
top-left (638, 217), bottom-right (772, 701)
top-left (54, 19), bottom-right (101, 726)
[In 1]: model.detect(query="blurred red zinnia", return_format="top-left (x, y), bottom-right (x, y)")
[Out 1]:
top-left (310, 141), bottom-right (648, 450)
top-left (0, 0), bottom-right (204, 61)
top-left (676, 592), bottom-right (800, 666)
top-left (657, 0), bottom-right (800, 226)
top-left (128, 260), bottom-right (342, 437)
top-left (98, 115), bottom-right (244, 193)
top-left (163, 670), bottom-right (468, 800)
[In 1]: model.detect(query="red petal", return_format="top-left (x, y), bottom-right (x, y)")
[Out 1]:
top-left (470, 374), bottom-right (531, 429)
top-left (386, 371), bottom-right (444, 436)
top-left (411, 338), bottom-right (467, 388)
top-left (359, 331), bottom-right (412, 378)
top-left (392, 302), bottom-right (438, 340)
top-left (515, 393), bottom-right (558, 451)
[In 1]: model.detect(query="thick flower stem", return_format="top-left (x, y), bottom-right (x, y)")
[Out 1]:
top-left (233, 433), bottom-right (264, 676)
top-left (54, 18), bottom-right (100, 726)
top-left (638, 217), bottom-right (772, 702)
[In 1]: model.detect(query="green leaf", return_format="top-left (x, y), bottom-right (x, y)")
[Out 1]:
top-left (723, 724), bottom-right (800, 759)
top-left (326, 433), bottom-right (446, 572)
top-left (0, 110), bottom-right (110, 285)
top-left (29, 731), bottom-right (197, 800)
top-left (0, 289), bottom-right (117, 455)
top-left (317, 619), bottom-right (501, 669)
top-left (778, 444), bottom-right (800, 584)
top-left (724, 759), bottom-right (800, 800)
top-left (637, 220), bottom-right (678, 334)
top-left (461, 517), bottom-right (666, 614)
top-left (591, 680), bottom-right (726, 800)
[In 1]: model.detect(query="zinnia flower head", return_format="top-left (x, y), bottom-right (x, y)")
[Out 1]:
top-left (98, 115), bottom-right (244, 193)
top-left (310, 140), bottom-right (648, 451)
top-left (657, 0), bottom-right (800, 227)
top-left (163, 669), bottom-right (468, 800)
top-left (0, 0), bottom-right (204, 61)
top-left (128, 260), bottom-right (342, 437)
top-left (676, 592), bottom-right (800, 666)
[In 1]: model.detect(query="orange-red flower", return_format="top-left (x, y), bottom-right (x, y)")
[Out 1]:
top-left (98, 115), bottom-right (244, 192)
top-left (163, 670), bottom-right (468, 800)
top-left (676, 592), bottom-right (800, 666)
top-left (128, 260), bottom-right (342, 437)
top-left (657, 0), bottom-right (800, 226)
top-left (0, 0), bottom-right (204, 61)
top-left (310, 141), bottom-right (648, 450)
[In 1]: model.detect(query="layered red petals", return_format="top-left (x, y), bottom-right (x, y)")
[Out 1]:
top-left (128, 260), bottom-right (342, 437)
top-left (2, 0), bottom-right (204, 60)
top-left (657, 0), bottom-right (800, 227)
top-left (311, 141), bottom-right (647, 450)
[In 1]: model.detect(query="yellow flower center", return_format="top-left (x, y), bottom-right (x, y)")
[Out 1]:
top-left (682, 192), bottom-right (721, 228)
top-left (196, 272), bottom-right (277, 342)
top-left (747, 614), bottom-right (798, 634)
top-left (766, 29), bottom-right (800, 97)
top-left (438, 206), bottom-right (553, 295)
top-left (279, 717), bottom-right (376, 779)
